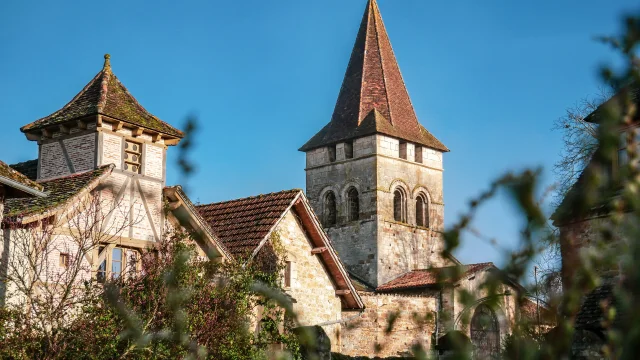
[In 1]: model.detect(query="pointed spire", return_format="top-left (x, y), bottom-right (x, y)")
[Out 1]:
top-left (300, 0), bottom-right (447, 152)
top-left (103, 53), bottom-right (111, 70)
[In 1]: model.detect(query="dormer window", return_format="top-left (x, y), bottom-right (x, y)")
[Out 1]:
top-left (124, 140), bottom-right (142, 173)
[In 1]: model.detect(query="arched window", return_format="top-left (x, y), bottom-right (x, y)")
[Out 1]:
top-left (393, 189), bottom-right (406, 222)
top-left (323, 192), bottom-right (337, 226)
top-left (415, 193), bottom-right (429, 227)
top-left (347, 187), bottom-right (359, 221)
top-left (470, 304), bottom-right (500, 359)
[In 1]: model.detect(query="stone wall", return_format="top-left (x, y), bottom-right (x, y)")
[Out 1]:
top-left (276, 210), bottom-right (344, 352)
top-left (304, 134), bottom-right (447, 287)
top-left (340, 292), bottom-right (437, 357)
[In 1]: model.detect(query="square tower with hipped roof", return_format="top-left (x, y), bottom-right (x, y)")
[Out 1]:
top-left (20, 54), bottom-right (184, 244)
top-left (300, 0), bottom-right (453, 287)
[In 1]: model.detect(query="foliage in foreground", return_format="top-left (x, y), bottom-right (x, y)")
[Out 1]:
top-left (0, 231), bottom-right (299, 359)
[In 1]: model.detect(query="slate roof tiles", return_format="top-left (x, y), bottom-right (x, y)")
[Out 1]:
top-left (0, 160), bottom-right (43, 193)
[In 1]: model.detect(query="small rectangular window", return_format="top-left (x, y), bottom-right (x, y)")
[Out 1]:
top-left (328, 145), bottom-right (336, 163)
top-left (415, 146), bottom-right (423, 163)
top-left (112, 248), bottom-right (123, 279)
top-left (345, 140), bottom-right (354, 159)
top-left (284, 261), bottom-right (292, 288)
top-left (59, 253), bottom-right (69, 268)
top-left (399, 141), bottom-right (407, 160)
top-left (124, 140), bottom-right (142, 173)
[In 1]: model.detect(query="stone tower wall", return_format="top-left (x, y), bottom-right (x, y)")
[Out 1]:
top-left (304, 134), bottom-right (450, 287)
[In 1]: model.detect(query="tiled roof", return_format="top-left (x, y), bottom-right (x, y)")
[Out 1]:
top-left (0, 160), bottom-right (43, 194)
top-left (9, 159), bottom-right (38, 181)
top-left (21, 55), bottom-right (183, 138)
top-left (520, 297), bottom-right (556, 325)
top-left (195, 189), bottom-right (302, 257)
top-left (299, 0), bottom-right (447, 152)
top-left (376, 262), bottom-right (494, 292)
top-left (3, 165), bottom-right (112, 219)
top-left (575, 282), bottom-right (617, 330)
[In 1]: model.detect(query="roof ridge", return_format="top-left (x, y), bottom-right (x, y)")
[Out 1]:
top-left (196, 188), bottom-right (303, 207)
top-left (370, 0), bottom-right (393, 126)
top-left (21, 69), bottom-right (105, 133)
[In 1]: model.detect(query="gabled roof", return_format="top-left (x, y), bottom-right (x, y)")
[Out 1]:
top-left (376, 262), bottom-right (494, 292)
top-left (299, 0), bottom-right (447, 152)
top-left (196, 189), bottom-right (301, 258)
top-left (196, 189), bottom-right (364, 309)
top-left (9, 159), bottom-right (38, 181)
top-left (3, 165), bottom-right (113, 222)
top-left (0, 160), bottom-right (45, 198)
top-left (21, 55), bottom-right (183, 138)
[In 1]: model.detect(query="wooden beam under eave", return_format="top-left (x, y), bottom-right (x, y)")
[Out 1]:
top-left (152, 133), bottom-right (162, 142)
top-left (41, 128), bottom-right (52, 138)
top-left (167, 201), bottom-right (181, 211)
top-left (96, 114), bottom-right (103, 127)
top-left (77, 120), bottom-right (87, 129)
top-left (114, 121), bottom-right (124, 131)
top-left (132, 127), bottom-right (143, 137)
top-left (335, 290), bottom-right (351, 296)
top-left (59, 124), bottom-right (70, 134)
top-left (311, 247), bottom-right (327, 254)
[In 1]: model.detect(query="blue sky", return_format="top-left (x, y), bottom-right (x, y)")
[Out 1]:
top-left (1, 0), bottom-right (637, 266)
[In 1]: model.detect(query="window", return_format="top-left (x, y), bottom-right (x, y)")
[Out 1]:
top-left (399, 141), bottom-right (408, 160)
top-left (112, 248), bottom-right (123, 279)
top-left (347, 187), bottom-right (359, 221)
top-left (415, 146), bottom-right (423, 163)
top-left (59, 253), bottom-right (70, 268)
top-left (345, 140), bottom-right (354, 159)
top-left (393, 189), bottom-right (406, 222)
top-left (323, 192), bottom-right (337, 226)
top-left (284, 261), bottom-right (292, 288)
top-left (470, 304), bottom-right (500, 359)
top-left (124, 140), bottom-right (142, 173)
top-left (415, 193), bottom-right (429, 227)
top-left (328, 145), bottom-right (337, 163)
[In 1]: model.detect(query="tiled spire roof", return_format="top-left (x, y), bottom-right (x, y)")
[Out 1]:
top-left (300, 0), bottom-right (447, 152)
top-left (21, 54), bottom-right (183, 138)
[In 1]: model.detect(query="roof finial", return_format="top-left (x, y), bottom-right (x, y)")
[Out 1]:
top-left (103, 53), bottom-right (111, 69)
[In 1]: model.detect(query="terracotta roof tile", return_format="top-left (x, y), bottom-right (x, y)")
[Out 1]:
top-left (299, 0), bottom-right (447, 152)
top-left (9, 159), bottom-right (38, 181)
top-left (3, 165), bottom-right (112, 219)
top-left (195, 189), bottom-right (301, 257)
top-left (21, 55), bottom-right (183, 138)
top-left (0, 160), bottom-right (43, 193)
top-left (376, 262), bottom-right (494, 292)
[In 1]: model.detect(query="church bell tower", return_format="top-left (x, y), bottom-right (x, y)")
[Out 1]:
top-left (300, 0), bottom-right (452, 287)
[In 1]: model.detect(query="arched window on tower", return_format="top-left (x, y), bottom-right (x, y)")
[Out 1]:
top-left (323, 192), bottom-right (337, 227)
top-left (415, 193), bottom-right (429, 227)
top-left (347, 187), bottom-right (359, 221)
top-left (393, 189), bottom-right (406, 223)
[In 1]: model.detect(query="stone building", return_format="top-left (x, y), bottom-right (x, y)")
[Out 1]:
top-left (552, 86), bottom-right (640, 359)
top-left (0, 0), bottom-right (544, 358)
top-left (298, 0), bottom-right (532, 357)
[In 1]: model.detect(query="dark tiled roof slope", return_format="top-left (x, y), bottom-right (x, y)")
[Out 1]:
top-left (376, 262), bottom-right (493, 292)
top-left (520, 298), bottom-right (556, 325)
top-left (299, 0), bottom-right (447, 152)
top-left (21, 55), bottom-right (183, 138)
top-left (4, 165), bottom-right (112, 218)
top-left (575, 283), bottom-right (618, 330)
top-left (196, 189), bottom-right (301, 257)
top-left (10, 159), bottom-right (38, 181)
top-left (0, 160), bottom-right (43, 192)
